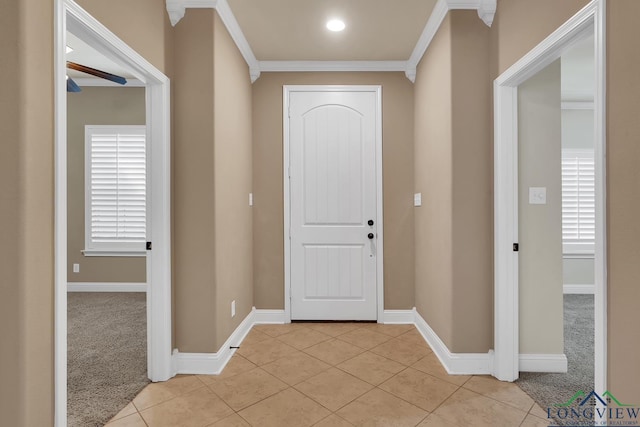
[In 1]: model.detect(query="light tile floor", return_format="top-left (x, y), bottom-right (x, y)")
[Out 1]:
top-left (107, 322), bottom-right (548, 427)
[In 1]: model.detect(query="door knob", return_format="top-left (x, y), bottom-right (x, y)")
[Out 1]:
top-left (368, 219), bottom-right (374, 226)
top-left (368, 233), bottom-right (374, 239)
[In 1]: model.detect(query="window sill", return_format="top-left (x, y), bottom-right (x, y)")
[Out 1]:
top-left (82, 249), bottom-right (147, 257)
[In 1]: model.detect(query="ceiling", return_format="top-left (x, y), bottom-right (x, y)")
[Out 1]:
top-left (226, 0), bottom-right (438, 61)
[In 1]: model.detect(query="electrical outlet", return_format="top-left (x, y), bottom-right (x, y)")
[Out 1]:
top-left (73, 263), bottom-right (80, 273)
top-left (414, 193), bottom-right (422, 207)
top-left (231, 300), bottom-right (236, 317)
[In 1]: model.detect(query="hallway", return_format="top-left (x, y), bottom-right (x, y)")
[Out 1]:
top-left (107, 322), bottom-right (547, 427)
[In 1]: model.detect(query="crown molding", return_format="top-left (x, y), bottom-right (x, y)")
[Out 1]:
top-left (166, 0), bottom-right (218, 26)
top-left (406, 0), bottom-right (449, 82)
top-left (477, 0), bottom-right (497, 27)
top-left (166, 0), bottom-right (496, 83)
top-left (214, 0), bottom-right (259, 81)
top-left (259, 60), bottom-right (407, 74)
top-left (405, 0), bottom-right (496, 82)
top-left (166, 0), bottom-right (259, 82)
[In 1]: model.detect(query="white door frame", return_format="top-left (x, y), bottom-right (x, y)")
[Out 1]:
top-left (283, 85), bottom-right (384, 322)
top-left (493, 0), bottom-right (606, 394)
top-left (54, 1), bottom-right (173, 425)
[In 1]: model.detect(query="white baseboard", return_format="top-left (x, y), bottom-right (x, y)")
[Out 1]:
top-left (67, 282), bottom-right (147, 292)
top-left (173, 308), bottom-right (255, 375)
top-left (382, 309), bottom-right (415, 324)
top-left (413, 308), bottom-right (493, 375)
top-left (563, 284), bottom-right (595, 294)
top-left (519, 353), bottom-right (568, 373)
top-left (253, 308), bottom-right (287, 324)
top-left (173, 306), bottom-right (495, 378)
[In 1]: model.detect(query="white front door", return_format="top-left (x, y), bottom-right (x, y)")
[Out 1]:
top-left (287, 87), bottom-right (381, 320)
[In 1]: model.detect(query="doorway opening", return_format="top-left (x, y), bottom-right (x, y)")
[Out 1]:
top-left (55, 0), bottom-right (172, 425)
top-left (514, 34), bottom-right (597, 414)
top-left (493, 0), bottom-right (606, 402)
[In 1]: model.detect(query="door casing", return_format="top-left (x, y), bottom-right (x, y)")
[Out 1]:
top-left (54, 1), bottom-right (173, 425)
top-left (283, 85), bottom-right (384, 323)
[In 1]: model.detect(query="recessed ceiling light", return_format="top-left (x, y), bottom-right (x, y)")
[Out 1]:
top-left (326, 19), bottom-right (345, 32)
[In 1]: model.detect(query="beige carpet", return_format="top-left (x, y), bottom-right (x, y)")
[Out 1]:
top-left (67, 292), bottom-right (150, 427)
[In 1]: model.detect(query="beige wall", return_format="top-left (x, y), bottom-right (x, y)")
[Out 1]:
top-left (67, 87), bottom-right (147, 283)
top-left (450, 11), bottom-right (493, 352)
top-left (173, 9), bottom-right (254, 351)
top-left (517, 60), bottom-right (564, 354)
top-left (414, 14), bottom-right (454, 348)
top-left (212, 12), bottom-right (254, 349)
top-left (0, 2), bottom-right (23, 423)
top-left (414, 11), bottom-right (493, 353)
top-left (173, 9), bottom-right (217, 353)
top-left (252, 72), bottom-right (415, 311)
top-left (607, 0), bottom-right (640, 404)
top-left (0, 0), bottom-right (55, 424)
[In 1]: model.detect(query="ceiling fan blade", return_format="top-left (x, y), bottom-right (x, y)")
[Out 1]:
top-left (66, 61), bottom-right (127, 85)
top-left (67, 77), bottom-right (82, 93)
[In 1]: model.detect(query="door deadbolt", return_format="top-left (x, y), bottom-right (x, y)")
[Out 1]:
top-left (368, 219), bottom-right (374, 226)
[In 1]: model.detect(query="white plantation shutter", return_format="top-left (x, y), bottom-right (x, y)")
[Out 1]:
top-left (85, 125), bottom-right (146, 253)
top-left (561, 149), bottom-right (595, 254)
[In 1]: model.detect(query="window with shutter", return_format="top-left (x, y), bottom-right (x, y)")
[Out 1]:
top-left (561, 149), bottom-right (595, 255)
top-left (84, 125), bottom-right (147, 256)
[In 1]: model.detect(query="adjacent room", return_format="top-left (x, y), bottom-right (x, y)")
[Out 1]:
top-left (65, 31), bottom-right (150, 426)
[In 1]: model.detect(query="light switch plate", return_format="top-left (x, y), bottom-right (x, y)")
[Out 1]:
top-left (529, 187), bottom-right (547, 205)
top-left (249, 193), bottom-right (253, 207)
top-left (414, 193), bottom-right (422, 207)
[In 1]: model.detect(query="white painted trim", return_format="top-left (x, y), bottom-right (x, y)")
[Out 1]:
top-left (563, 284), bottom-right (595, 295)
top-left (414, 309), bottom-right (494, 375)
top-left (406, 0), bottom-right (448, 82)
top-left (374, 86), bottom-right (385, 323)
top-left (173, 308), bottom-right (254, 375)
top-left (56, 1), bottom-right (173, 425)
top-left (54, 1), bottom-right (67, 425)
top-left (382, 310), bottom-right (415, 324)
top-left (282, 85), bottom-right (384, 323)
top-left (477, 0), bottom-right (497, 27)
top-left (67, 282), bottom-right (148, 292)
top-left (593, 0), bottom-right (607, 400)
top-left (259, 61), bottom-right (407, 73)
top-left (166, 0), bottom-right (218, 26)
top-left (519, 354), bottom-right (568, 373)
top-left (493, 0), bottom-right (606, 396)
top-left (253, 308), bottom-right (287, 324)
top-left (70, 77), bottom-right (145, 87)
top-left (214, 0), bottom-right (260, 82)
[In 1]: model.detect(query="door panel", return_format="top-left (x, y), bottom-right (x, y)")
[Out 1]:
top-left (289, 89), bottom-right (378, 320)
